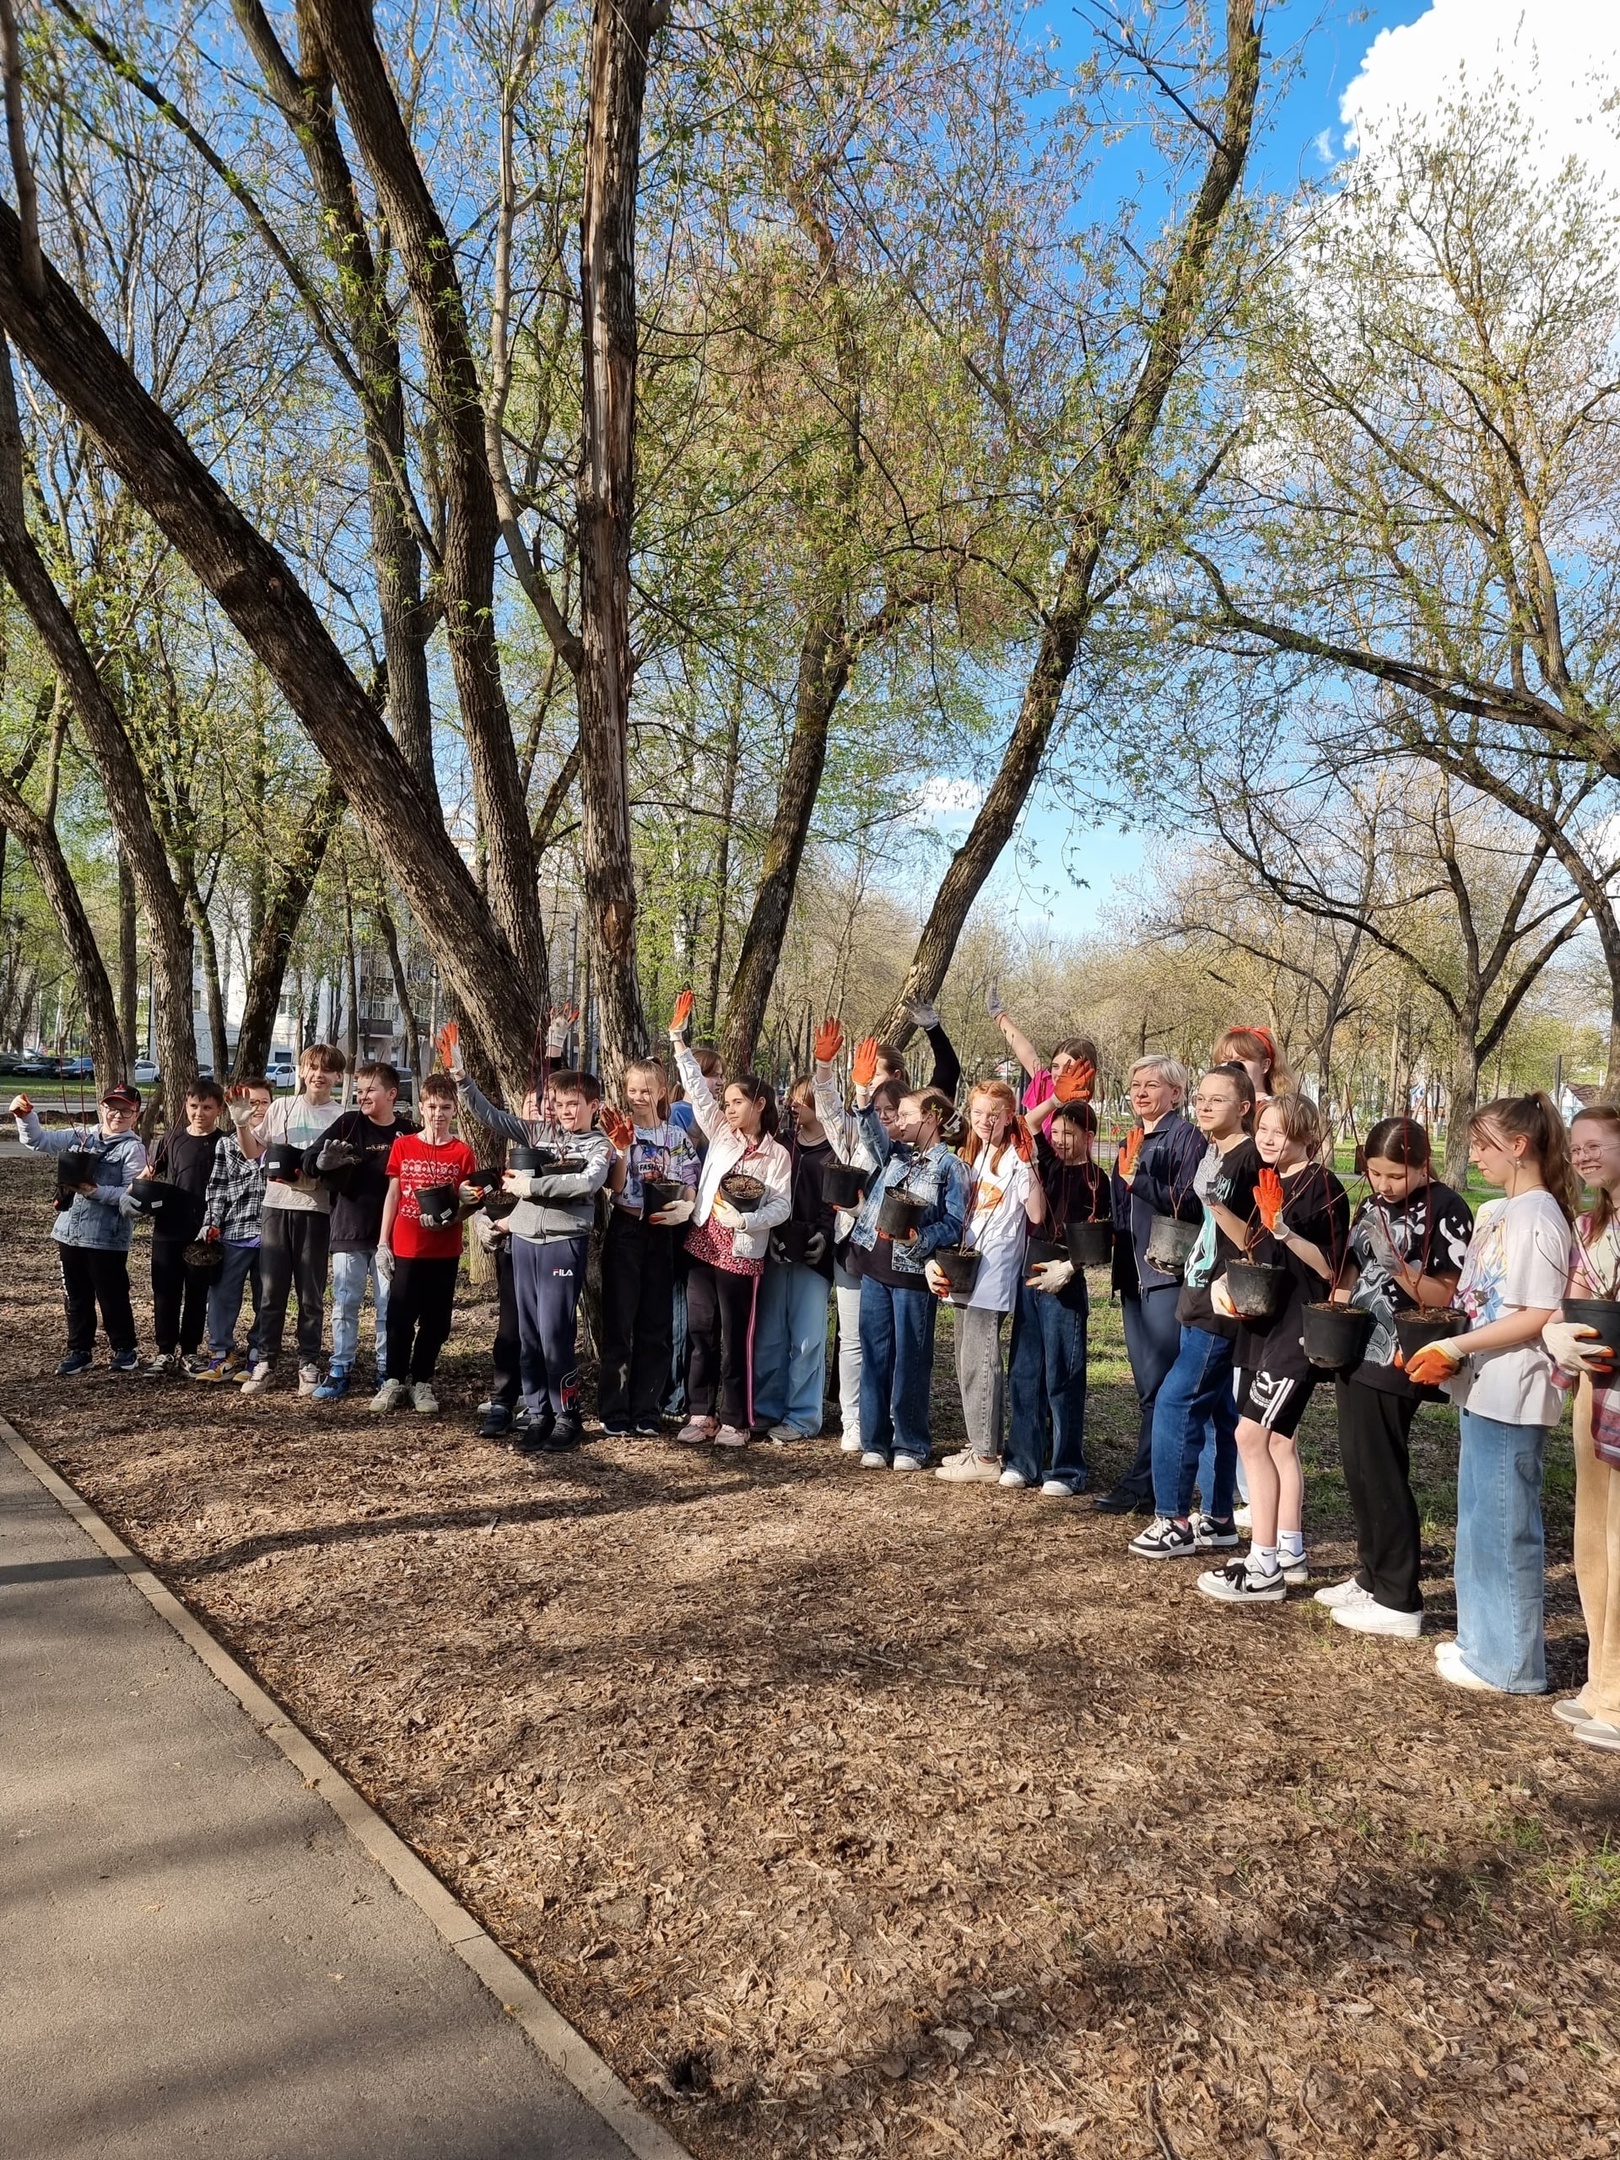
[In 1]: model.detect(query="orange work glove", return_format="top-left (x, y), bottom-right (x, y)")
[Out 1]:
top-left (851, 1036), bottom-right (881, 1088)
top-left (1116, 1127), bottom-right (1143, 1181)
top-left (1054, 1059), bottom-right (1095, 1105)
top-left (1402, 1339), bottom-right (1463, 1388)
top-left (814, 1017), bottom-right (844, 1064)
top-left (669, 987), bottom-right (695, 1037)
top-left (1255, 1168), bottom-right (1286, 1232)
top-left (435, 1019), bottom-right (460, 1073)
top-left (600, 1105), bottom-right (634, 1150)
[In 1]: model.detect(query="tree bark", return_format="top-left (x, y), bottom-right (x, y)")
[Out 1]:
top-left (0, 203), bottom-right (545, 1088)
top-left (0, 767), bottom-right (121, 1082)
top-left (376, 896), bottom-right (421, 1079)
top-left (1445, 1024), bottom-right (1481, 1188)
top-left (883, 0), bottom-right (1262, 1037)
top-left (232, 773), bottom-right (344, 1078)
top-left (189, 882), bottom-right (230, 1077)
top-left (116, 847), bottom-right (137, 1071)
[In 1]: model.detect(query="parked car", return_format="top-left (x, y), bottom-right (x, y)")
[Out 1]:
top-left (132, 1059), bottom-right (160, 1085)
top-left (56, 1056), bottom-right (96, 1078)
top-left (0, 1050), bottom-right (60, 1077)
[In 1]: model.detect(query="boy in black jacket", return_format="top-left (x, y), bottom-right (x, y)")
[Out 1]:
top-left (142, 1079), bottom-right (227, 1376)
top-left (303, 1060), bottom-right (413, 1400)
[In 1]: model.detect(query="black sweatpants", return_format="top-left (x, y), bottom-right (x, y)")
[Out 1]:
top-left (490, 1240), bottom-right (521, 1410)
top-left (1334, 1376), bottom-right (1424, 1613)
top-left (256, 1207), bottom-right (331, 1362)
top-left (598, 1210), bottom-right (675, 1426)
top-left (152, 1236), bottom-right (211, 1356)
top-left (60, 1244), bottom-right (137, 1356)
top-left (685, 1258), bottom-right (757, 1428)
top-left (511, 1234), bottom-right (587, 1420)
top-left (386, 1256), bottom-right (460, 1383)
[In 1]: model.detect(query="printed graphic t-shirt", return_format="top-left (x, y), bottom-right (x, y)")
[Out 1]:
top-left (958, 1148), bottom-right (1033, 1314)
top-left (1345, 1179), bottom-right (1473, 1397)
top-left (1447, 1189), bottom-right (1571, 1427)
top-left (1177, 1137), bottom-right (1261, 1339)
top-left (386, 1134), bottom-right (477, 1260)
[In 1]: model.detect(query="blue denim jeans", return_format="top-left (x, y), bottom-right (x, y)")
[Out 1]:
top-left (1006, 1283), bottom-right (1089, 1489)
top-left (330, 1247), bottom-right (389, 1375)
top-left (1455, 1409), bottom-right (1549, 1692)
top-left (1117, 1283), bottom-right (1184, 1498)
top-left (206, 1242), bottom-right (261, 1358)
top-left (751, 1260), bottom-right (832, 1432)
top-left (1151, 1324), bottom-right (1238, 1521)
top-left (858, 1275), bottom-right (936, 1464)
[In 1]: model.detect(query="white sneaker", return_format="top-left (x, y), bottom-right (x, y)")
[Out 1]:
top-left (839, 1432), bottom-right (864, 1454)
top-left (859, 1450), bottom-right (888, 1469)
top-left (370, 1378), bottom-right (406, 1413)
top-left (1333, 1599), bottom-right (1422, 1639)
top-left (297, 1362), bottom-right (321, 1397)
top-left (1280, 1547), bottom-right (1311, 1586)
top-left (1197, 1557), bottom-right (1286, 1603)
top-left (890, 1453), bottom-right (926, 1472)
top-left (1552, 1697), bottom-right (1593, 1727)
top-left (935, 1453), bottom-right (1001, 1483)
top-left (411, 1381), bottom-right (439, 1415)
top-left (1315, 1576), bottom-right (1373, 1610)
top-left (675, 1418), bottom-right (713, 1445)
top-left (1232, 1503), bottom-right (1253, 1531)
top-left (1574, 1718), bottom-right (1620, 1753)
top-left (1433, 1639), bottom-right (1501, 1691)
top-left (713, 1424), bottom-right (749, 1448)
top-left (997, 1467), bottom-right (1029, 1488)
top-left (239, 1360), bottom-right (274, 1396)
top-left (1039, 1479), bottom-right (1081, 1498)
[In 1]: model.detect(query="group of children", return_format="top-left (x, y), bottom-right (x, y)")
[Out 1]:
top-left (10, 995), bottom-right (1620, 1752)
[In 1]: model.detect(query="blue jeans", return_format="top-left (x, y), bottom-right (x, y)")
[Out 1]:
top-left (1006, 1284), bottom-right (1089, 1489)
top-left (1117, 1283), bottom-right (1184, 1497)
top-left (1151, 1324), bottom-right (1238, 1521)
top-left (206, 1242), bottom-right (261, 1358)
top-left (858, 1276), bottom-right (936, 1464)
top-left (1455, 1409), bottom-right (1548, 1692)
top-left (330, 1247), bottom-right (389, 1375)
top-left (752, 1260), bottom-right (832, 1432)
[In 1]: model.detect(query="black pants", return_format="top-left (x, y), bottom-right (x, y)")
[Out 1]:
top-left (490, 1240), bottom-right (521, 1410)
top-left (256, 1208), bottom-right (331, 1362)
top-left (685, 1258), bottom-right (757, 1427)
top-left (386, 1257), bottom-right (460, 1382)
top-left (1334, 1377), bottom-right (1424, 1613)
top-left (599, 1210), bottom-right (675, 1425)
top-left (152, 1236), bottom-right (211, 1356)
top-left (60, 1245), bottom-right (137, 1355)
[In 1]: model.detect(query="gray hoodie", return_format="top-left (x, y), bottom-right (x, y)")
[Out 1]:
top-left (453, 1076), bottom-right (611, 1242)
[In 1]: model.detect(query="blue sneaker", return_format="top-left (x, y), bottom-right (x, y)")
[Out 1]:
top-left (56, 1352), bottom-right (93, 1377)
top-left (312, 1366), bottom-right (350, 1403)
top-left (108, 1349), bottom-right (139, 1375)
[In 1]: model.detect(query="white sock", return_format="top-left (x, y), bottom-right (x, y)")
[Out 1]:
top-left (1249, 1543), bottom-right (1279, 1576)
top-left (1279, 1530), bottom-right (1305, 1560)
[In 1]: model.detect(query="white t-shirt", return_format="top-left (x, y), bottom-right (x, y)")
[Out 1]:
top-left (259, 1094), bottom-right (343, 1214)
top-left (1446, 1190), bottom-right (1571, 1426)
top-left (958, 1149), bottom-right (1033, 1313)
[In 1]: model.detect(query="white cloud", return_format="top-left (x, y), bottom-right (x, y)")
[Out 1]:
top-left (1342, 0), bottom-right (1620, 185)
top-left (909, 776), bottom-right (985, 823)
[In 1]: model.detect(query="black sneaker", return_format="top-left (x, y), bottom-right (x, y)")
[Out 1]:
top-left (1129, 1515), bottom-right (1198, 1560)
top-left (56, 1351), bottom-right (93, 1377)
top-left (108, 1349), bottom-right (140, 1375)
top-left (542, 1415), bottom-right (585, 1452)
top-left (477, 1405), bottom-right (513, 1440)
top-left (1092, 1487), bottom-right (1153, 1515)
top-left (633, 1420), bottom-right (663, 1437)
top-left (600, 1421), bottom-right (634, 1437)
top-left (516, 1418), bottom-right (555, 1455)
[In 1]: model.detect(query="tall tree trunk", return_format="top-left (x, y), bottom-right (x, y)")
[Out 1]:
top-left (190, 884), bottom-right (230, 1078)
top-left (0, 769), bottom-right (121, 1083)
top-left (706, 693), bottom-right (743, 1033)
top-left (0, 207), bottom-right (544, 1090)
top-left (573, 0), bottom-right (662, 1080)
top-left (722, 613), bottom-right (848, 1070)
top-left (341, 854), bottom-right (359, 1081)
top-left (232, 774), bottom-right (344, 1077)
top-left (884, 0), bottom-right (1262, 1036)
top-left (116, 847), bottom-right (137, 1071)
top-left (377, 896), bottom-right (421, 1078)
top-left (1445, 1022), bottom-right (1481, 1188)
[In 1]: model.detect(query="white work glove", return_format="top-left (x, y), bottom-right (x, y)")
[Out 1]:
top-left (1210, 1276), bottom-right (1236, 1319)
top-left (985, 983), bottom-right (1006, 1022)
top-left (805, 1229), bottom-right (827, 1265)
top-left (544, 1005), bottom-right (577, 1058)
top-left (1544, 1320), bottom-right (1614, 1376)
top-left (924, 1259), bottom-right (950, 1297)
top-left (649, 1193), bottom-right (695, 1226)
top-left (901, 998), bottom-right (939, 1033)
top-left (1361, 1210), bottom-right (1402, 1273)
top-left (711, 1197), bottom-right (746, 1231)
top-left (375, 1247), bottom-right (396, 1283)
top-left (472, 1211), bottom-right (505, 1253)
top-left (226, 1089), bottom-right (260, 1127)
top-left (1026, 1256), bottom-right (1075, 1293)
top-left (116, 1188), bottom-right (140, 1218)
top-left (501, 1170), bottom-right (541, 1199)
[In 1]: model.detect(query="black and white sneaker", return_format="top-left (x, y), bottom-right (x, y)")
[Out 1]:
top-left (1197, 1556), bottom-right (1287, 1604)
top-left (1192, 1512), bottom-right (1240, 1550)
top-left (1129, 1515), bottom-right (1198, 1560)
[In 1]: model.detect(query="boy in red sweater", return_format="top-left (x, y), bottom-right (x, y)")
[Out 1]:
top-left (373, 1073), bottom-right (476, 1415)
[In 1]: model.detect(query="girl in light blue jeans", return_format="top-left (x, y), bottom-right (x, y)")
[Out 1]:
top-left (1403, 1095), bottom-right (1574, 1694)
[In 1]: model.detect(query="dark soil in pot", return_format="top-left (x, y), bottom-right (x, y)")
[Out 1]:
top-left (1393, 1308), bottom-right (1469, 1360)
top-left (720, 1172), bottom-right (767, 1215)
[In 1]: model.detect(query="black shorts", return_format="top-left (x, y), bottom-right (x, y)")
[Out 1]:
top-left (1237, 1365), bottom-right (1316, 1438)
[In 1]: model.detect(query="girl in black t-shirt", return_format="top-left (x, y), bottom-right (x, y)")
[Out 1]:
top-left (1322, 1118), bottom-right (1470, 1636)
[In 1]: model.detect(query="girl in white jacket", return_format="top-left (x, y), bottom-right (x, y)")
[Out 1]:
top-left (669, 992), bottom-right (791, 1447)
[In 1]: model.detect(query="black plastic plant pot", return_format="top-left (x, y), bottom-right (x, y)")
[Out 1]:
top-left (182, 1240), bottom-right (224, 1273)
top-left (876, 1188), bottom-right (927, 1240)
top-left (820, 1162), bottom-right (867, 1210)
top-left (482, 1191), bottom-right (520, 1221)
top-left (933, 1245), bottom-right (983, 1295)
top-left (263, 1142), bottom-right (304, 1183)
top-left (772, 1219), bottom-right (812, 1263)
top-left (464, 1166), bottom-right (505, 1198)
top-left (720, 1171), bottom-right (767, 1215)
top-left (1226, 1259), bottom-right (1286, 1321)
top-left (1025, 1236), bottom-right (1067, 1272)
top-left (1144, 1214), bottom-right (1199, 1276)
top-left (129, 1177), bottom-right (187, 1219)
top-left (1065, 1219), bottom-right (1114, 1269)
top-left (416, 1183), bottom-right (461, 1231)
top-left (642, 1177), bottom-right (682, 1216)
top-left (1302, 1301), bottom-right (1373, 1371)
top-left (1393, 1308), bottom-right (1469, 1360)
top-left (58, 1149), bottom-right (101, 1192)
top-left (508, 1145), bottom-right (544, 1175)
top-left (1558, 1299), bottom-right (1620, 1355)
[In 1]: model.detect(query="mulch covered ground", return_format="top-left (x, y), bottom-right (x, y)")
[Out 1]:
top-left (3, 1150), bottom-right (1617, 2159)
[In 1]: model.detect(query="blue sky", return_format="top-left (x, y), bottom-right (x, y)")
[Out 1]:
top-left (927, 0), bottom-right (1616, 940)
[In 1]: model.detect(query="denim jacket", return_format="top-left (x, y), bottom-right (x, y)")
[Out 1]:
top-left (17, 1112), bottom-right (147, 1251)
top-left (847, 1108), bottom-right (968, 1277)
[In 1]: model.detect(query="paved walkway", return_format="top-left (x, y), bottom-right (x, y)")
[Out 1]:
top-left (0, 1430), bottom-right (676, 2160)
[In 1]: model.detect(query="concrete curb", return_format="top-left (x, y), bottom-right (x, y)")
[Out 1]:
top-left (1, 1414), bottom-right (691, 2160)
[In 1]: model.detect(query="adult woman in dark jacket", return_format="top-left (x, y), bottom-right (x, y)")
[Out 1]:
top-left (1097, 1056), bottom-right (1206, 1512)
